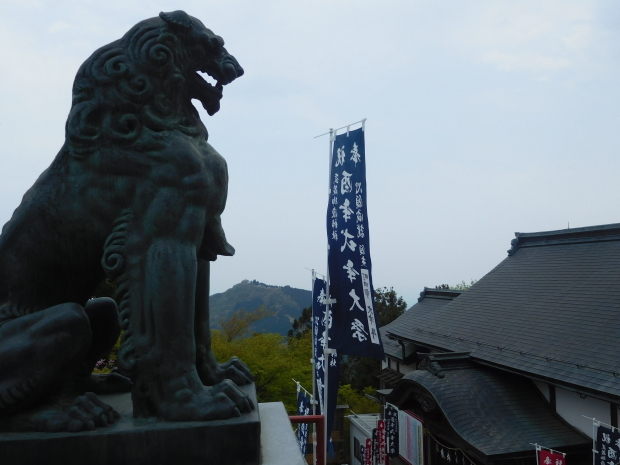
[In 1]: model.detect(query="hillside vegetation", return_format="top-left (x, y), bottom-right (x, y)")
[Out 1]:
top-left (209, 280), bottom-right (311, 335)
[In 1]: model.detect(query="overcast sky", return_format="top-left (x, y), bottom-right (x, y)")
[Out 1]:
top-left (1, 1), bottom-right (620, 308)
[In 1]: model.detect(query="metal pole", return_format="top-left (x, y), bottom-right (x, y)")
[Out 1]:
top-left (593, 418), bottom-right (597, 465)
top-left (311, 270), bottom-right (317, 465)
top-left (323, 128), bottom-right (334, 465)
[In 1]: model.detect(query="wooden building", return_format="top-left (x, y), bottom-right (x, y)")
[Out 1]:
top-left (376, 224), bottom-right (620, 465)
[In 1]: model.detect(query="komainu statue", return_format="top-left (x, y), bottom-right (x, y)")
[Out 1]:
top-left (0, 10), bottom-right (253, 432)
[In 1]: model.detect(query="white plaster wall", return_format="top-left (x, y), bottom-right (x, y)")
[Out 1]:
top-left (555, 387), bottom-right (611, 438)
top-left (349, 421), bottom-right (365, 465)
top-left (399, 364), bottom-right (414, 375)
top-left (382, 359), bottom-right (388, 370)
top-left (533, 380), bottom-right (549, 401)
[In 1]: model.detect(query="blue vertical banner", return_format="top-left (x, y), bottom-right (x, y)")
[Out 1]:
top-left (372, 427), bottom-right (379, 463)
top-left (296, 389), bottom-right (311, 456)
top-left (327, 126), bottom-right (384, 359)
top-left (385, 403), bottom-right (399, 457)
top-left (312, 276), bottom-right (339, 458)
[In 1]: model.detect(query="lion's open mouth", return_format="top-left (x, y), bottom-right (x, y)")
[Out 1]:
top-left (190, 69), bottom-right (224, 115)
top-left (196, 71), bottom-right (224, 97)
top-left (190, 59), bottom-right (243, 116)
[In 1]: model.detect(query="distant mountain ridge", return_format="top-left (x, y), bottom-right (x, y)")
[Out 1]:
top-left (209, 280), bottom-right (312, 336)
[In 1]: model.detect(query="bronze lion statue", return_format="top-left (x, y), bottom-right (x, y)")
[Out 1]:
top-left (0, 10), bottom-right (253, 432)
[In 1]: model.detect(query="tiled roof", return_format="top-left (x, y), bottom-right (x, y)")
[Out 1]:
top-left (390, 367), bottom-right (589, 458)
top-left (381, 287), bottom-right (461, 360)
top-left (386, 224), bottom-right (620, 400)
top-left (380, 328), bottom-right (410, 360)
top-left (373, 367), bottom-right (404, 387)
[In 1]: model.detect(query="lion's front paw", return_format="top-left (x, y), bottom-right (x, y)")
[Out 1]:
top-left (9, 392), bottom-right (120, 433)
top-left (198, 356), bottom-right (254, 387)
top-left (139, 371), bottom-right (254, 422)
top-left (209, 379), bottom-right (254, 414)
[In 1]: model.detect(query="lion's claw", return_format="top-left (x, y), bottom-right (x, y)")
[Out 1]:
top-left (209, 379), bottom-right (254, 413)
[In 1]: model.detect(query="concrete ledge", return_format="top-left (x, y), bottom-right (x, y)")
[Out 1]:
top-left (259, 402), bottom-right (306, 465)
top-left (0, 384), bottom-right (260, 465)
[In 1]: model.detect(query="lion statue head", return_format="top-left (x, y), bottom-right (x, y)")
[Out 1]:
top-left (65, 10), bottom-right (243, 156)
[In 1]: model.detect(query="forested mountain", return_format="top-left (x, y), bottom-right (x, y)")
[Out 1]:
top-left (209, 280), bottom-right (312, 335)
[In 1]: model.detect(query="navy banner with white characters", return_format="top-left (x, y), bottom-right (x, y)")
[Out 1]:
top-left (327, 127), bottom-right (384, 359)
top-left (296, 389), bottom-right (311, 456)
top-left (596, 424), bottom-right (620, 465)
top-left (312, 276), bottom-right (339, 458)
top-left (386, 403), bottom-right (399, 457)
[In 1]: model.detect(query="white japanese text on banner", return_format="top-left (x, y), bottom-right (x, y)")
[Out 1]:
top-left (326, 127), bottom-right (384, 358)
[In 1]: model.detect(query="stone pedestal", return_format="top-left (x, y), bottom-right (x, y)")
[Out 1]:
top-left (0, 384), bottom-right (261, 465)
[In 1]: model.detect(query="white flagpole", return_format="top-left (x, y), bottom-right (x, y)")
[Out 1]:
top-left (323, 127), bottom-right (334, 465)
top-left (310, 269), bottom-right (317, 465)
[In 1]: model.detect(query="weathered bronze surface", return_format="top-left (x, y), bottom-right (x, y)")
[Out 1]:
top-left (0, 10), bottom-right (253, 432)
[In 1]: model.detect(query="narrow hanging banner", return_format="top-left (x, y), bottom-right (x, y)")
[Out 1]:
top-left (296, 388), bottom-right (311, 456)
top-left (595, 424), bottom-right (618, 465)
top-left (377, 419), bottom-right (387, 465)
top-left (385, 403), bottom-right (400, 457)
top-left (327, 126), bottom-right (384, 358)
top-left (312, 277), bottom-right (340, 457)
top-left (538, 449), bottom-right (565, 465)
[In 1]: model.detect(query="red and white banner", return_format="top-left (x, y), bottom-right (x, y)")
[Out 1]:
top-left (378, 419), bottom-right (386, 464)
top-left (365, 438), bottom-right (373, 465)
top-left (538, 449), bottom-right (565, 465)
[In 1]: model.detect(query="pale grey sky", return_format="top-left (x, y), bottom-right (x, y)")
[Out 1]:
top-left (1, 1), bottom-right (619, 307)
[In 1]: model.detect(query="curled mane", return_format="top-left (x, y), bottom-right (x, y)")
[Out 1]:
top-left (65, 17), bottom-right (206, 157)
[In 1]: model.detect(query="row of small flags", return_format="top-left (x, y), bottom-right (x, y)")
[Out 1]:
top-left (359, 417), bottom-right (395, 465)
top-left (295, 391), bottom-right (401, 464)
top-left (430, 438), bottom-right (475, 465)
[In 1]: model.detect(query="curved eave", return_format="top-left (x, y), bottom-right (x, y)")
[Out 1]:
top-left (387, 367), bottom-right (589, 459)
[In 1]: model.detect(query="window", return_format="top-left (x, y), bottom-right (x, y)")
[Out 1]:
top-left (354, 437), bottom-right (361, 462)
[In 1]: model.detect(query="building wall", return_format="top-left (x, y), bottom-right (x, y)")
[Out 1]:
top-left (348, 414), bottom-right (379, 465)
top-left (399, 364), bottom-right (414, 375)
top-left (386, 357), bottom-right (415, 375)
top-left (532, 380), bottom-right (549, 401)
top-left (555, 387), bottom-right (610, 438)
top-left (349, 421), bottom-right (365, 465)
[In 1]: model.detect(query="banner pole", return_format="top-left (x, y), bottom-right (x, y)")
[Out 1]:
top-left (323, 127), bottom-right (334, 465)
top-left (310, 270), bottom-right (317, 465)
top-left (593, 418), bottom-right (597, 465)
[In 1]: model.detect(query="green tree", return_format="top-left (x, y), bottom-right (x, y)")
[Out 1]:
top-left (451, 279), bottom-right (477, 290)
top-left (337, 384), bottom-right (380, 414)
top-left (374, 287), bottom-right (407, 326)
top-left (435, 279), bottom-right (477, 291)
top-left (288, 306), bottom-right (312, 338)
top-left (211, 317), bottom-right (312, 412)
top-left (218, 305), bottom-right (275, 342)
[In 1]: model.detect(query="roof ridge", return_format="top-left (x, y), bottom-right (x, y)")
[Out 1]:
top-left (507, 223), bottom-right (620, 256)
top-left (388, 327), bottom-right (620, 379)
top-left (418, 287), bottom-right (464, 302)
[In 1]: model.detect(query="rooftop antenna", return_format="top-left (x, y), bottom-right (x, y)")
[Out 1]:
top-left (568, 221), bottom-right (570, 229)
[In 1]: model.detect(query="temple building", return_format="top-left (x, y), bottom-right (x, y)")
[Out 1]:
top-left (367, 223), bottom-right (620, 465)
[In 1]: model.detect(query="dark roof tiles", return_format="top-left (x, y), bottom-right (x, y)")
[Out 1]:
top-left (385, 225), bottom-right (620, 399)
top-left (392, 367), bottom-right (589, 457)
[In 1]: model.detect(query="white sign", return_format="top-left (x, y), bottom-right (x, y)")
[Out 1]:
top-left (399, 410), bottom-right (424, 465)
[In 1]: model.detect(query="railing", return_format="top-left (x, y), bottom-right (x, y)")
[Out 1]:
top-left (289, 415), bottom-right (325, 465)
